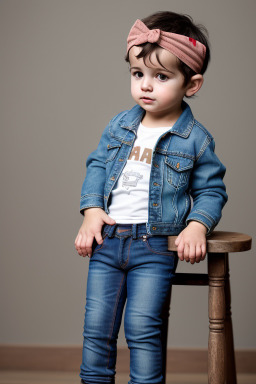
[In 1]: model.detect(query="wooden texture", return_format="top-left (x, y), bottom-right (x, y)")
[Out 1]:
top-left (0, 371), bottom-right (256, 384)
top-left (168, 231), bottom-right (252, 253)
top-left (0, 346), bottom-right (256, 373)
top-left (224, 256), bottom-right (237, 384)
top-left (164, 231), bottom-right (252, 384)
top-left (208, 253), bottom-right (226, 384)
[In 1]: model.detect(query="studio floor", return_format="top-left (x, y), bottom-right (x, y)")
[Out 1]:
top-left (0, 371), bottom-right (256, 384)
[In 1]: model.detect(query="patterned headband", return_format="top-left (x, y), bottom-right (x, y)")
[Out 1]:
top-left (127, 19), bottom-right (206, 73)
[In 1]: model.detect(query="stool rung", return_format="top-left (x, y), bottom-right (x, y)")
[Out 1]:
top-left (172, 273), bottom-right (209, 286)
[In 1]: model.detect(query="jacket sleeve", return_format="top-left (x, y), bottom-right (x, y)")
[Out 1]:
top-left (79, 122), bottom-right (110, 215)
top-left (186, 137), bottom-right (228, 235)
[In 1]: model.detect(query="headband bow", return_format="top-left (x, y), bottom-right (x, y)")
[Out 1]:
top-left (127, 19), bottom-right (206, 73)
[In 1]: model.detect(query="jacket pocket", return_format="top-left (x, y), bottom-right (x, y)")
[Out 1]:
top-left (105, 138), bottom-right (122, 163)
top-left (165, 155), bottom-right (194, 188)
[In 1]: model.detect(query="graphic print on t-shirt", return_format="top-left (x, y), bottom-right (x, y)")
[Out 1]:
top-left (128, 146), bottom-right (152, 164)
top-left (122, 170), bottom-right (143, 190)
top-left (119, 144), bottom-right (153, 191)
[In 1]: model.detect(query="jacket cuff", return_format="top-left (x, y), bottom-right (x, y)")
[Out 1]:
top-left (80, 194), bottom-right (104, 215)
top-left (186, 210), bottom-right (216, 235)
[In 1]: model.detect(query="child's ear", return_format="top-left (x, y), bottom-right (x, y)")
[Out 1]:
top-left (185, 74), bottom-right (204, 97)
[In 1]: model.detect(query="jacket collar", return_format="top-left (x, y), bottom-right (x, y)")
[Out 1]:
top-left (119, 101), bottom-right (194, 138)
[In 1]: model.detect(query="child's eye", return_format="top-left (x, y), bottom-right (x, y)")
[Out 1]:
top-left (133, 71), bottom-right (143, 78)
top-left (157, 73), bottom-right (168, 81)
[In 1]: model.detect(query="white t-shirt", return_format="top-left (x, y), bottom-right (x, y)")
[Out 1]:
top-left (108, 122), bottom-right (171, 223)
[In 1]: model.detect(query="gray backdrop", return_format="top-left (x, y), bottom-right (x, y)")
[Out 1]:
top-left (1, 0), bottom-right (255, 349)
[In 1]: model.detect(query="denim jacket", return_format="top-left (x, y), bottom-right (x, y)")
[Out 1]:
top-left (80, 101), bottom-right (228, 236)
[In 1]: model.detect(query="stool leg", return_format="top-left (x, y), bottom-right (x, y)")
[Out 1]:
top-left (225, 255), bottom-right (237, 383)
top-left (161, 286), bottom-right (172, 384)
top-left (208, 252), bottom-right (226, 384)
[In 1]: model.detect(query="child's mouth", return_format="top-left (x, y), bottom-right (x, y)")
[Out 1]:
top-left (141, 97), bottom-right (155, 103)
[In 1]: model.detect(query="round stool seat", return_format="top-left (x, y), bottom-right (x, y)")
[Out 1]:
top-left (168, 231), bottom-right (252, 253)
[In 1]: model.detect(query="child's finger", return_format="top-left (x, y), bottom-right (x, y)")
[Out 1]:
top-left (75, 233), bottom-right (83, 256)
top-left (80, 234), bottom-right (88, 257)
top-left (177, 240), bottom-right (184, 260)
top-left (103, 213), bottom-right (116, 225)
top-left (85, 235), bottom-right (94, 257)
top-left (201, 243), bottom-right (207, 260)
top-left (74, 233), bottom-right (81, 249)
top-left (195, 244), bottom-right (202, 263)
top-left (189, 244), bottom-right (196, 264)
top-left (95, 231), bottom-right (103, 245)
top-left (174, 235), bottom-right (180, 246)
top-left (184, 243), bottom-right (190, 262)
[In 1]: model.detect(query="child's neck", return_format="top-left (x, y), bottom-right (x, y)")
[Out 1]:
top-left (141, 108), bottom-right (183, 128)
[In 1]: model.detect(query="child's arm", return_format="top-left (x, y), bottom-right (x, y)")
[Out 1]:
top-left (79, 122), bottom-right (111, 214)
top-left (75, 207), bottom-right (115, 258)
top-left (79, 111), bottom-right (127, 214)
top-left (175, 221), bottom-right (207, 263)
top-left (185, 138), bottom-right (228, 235)
top-left (175, 138), bottom-right (228, 263)
top-left (76, 114), bottom-right (123, 257)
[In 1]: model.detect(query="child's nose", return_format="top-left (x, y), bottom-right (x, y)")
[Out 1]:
top-left (141, 76), bottom-right (153, 92)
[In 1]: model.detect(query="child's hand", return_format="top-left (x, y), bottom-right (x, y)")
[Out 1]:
top-left (174, 221), bottom-right (207, 264)
top-left (75, 208), bottom-right (116, 258)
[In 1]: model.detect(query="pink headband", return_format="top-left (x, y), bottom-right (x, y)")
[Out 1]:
top-left (127, 19), bottom-right (206, 73)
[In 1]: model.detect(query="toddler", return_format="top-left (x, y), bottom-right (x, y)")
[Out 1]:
top-left (75, 11), bottom-right (228, 384)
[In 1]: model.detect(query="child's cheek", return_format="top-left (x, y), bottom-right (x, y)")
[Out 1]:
top-left (131, 80), bottom-right (139, 100)
top-left (163, 80), bottom-right (184, 99)
top-left (130, 86), bottom-right (137, 101)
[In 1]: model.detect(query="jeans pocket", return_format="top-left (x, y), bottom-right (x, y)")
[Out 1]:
top-left (145, 235), bottom-right (175, 256)
top-left (91, 232), bottom-right (108, 256)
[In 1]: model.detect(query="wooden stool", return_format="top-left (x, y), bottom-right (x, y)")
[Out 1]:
top-left (161, 231), bottom-right (252, 384)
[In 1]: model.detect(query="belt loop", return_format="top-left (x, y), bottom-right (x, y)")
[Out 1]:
top-left (132, 224), bottom-right (138, 239)
top-left (107, 224), bottom-right (117, 238)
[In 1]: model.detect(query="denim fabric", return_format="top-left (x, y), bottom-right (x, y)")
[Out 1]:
top-left (79, 223), bottom-right (178, 384)
top-left (80, 101), bottom-right (228, 236)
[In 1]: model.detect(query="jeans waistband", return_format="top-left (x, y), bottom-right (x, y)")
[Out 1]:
top-left (103, 223), bottom-right (150, 239)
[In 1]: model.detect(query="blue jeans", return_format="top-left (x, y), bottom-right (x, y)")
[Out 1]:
top-left (79, 223), bottom-right (178, 384)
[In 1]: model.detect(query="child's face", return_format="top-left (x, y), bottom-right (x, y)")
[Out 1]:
top-left (129, 46), bottom-right (194, 123)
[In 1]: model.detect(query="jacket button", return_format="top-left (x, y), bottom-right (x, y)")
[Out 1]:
top-left (107, 144), bottom-right (110, 148)
top-left (119, 158), bottom-right (124, 161)
top-left (153, 203), bottom-right (158, 207)
top-left (176, 162), bottom-right (180, 169)
top-left (154, 163), bottom-right (159, 168)
top-left (152, 227), bottom-right (157, 230)
top-left (153, 182), bottom-right (159, 186)
top-left (110, 176), bottom-right (115, 181)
